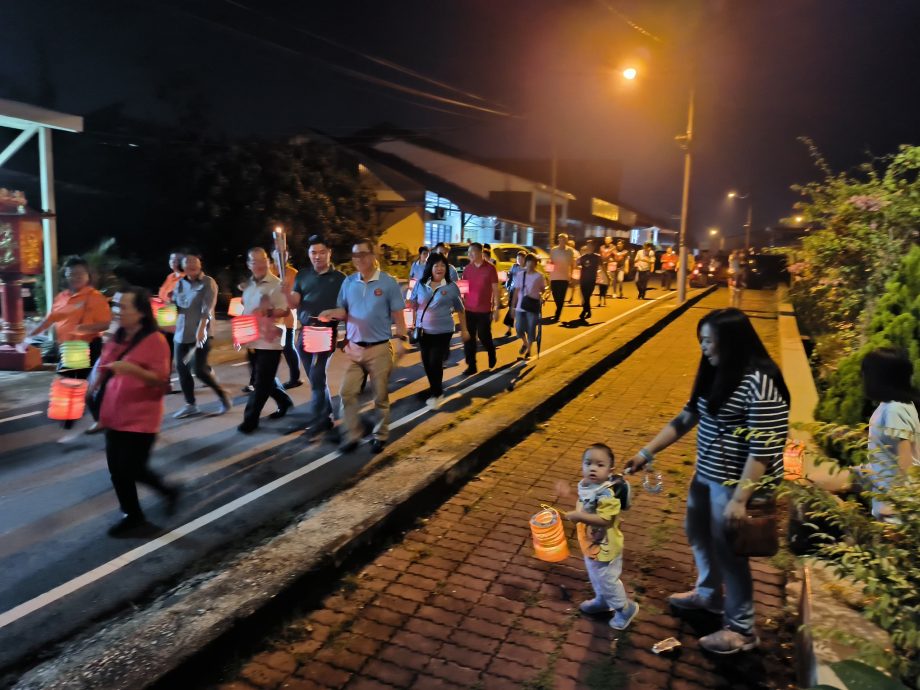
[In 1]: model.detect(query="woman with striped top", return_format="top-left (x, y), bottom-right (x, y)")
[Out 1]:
top-left (626, 308), bottom-right (790, 655)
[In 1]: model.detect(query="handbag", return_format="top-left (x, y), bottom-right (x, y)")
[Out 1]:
top-left (412, 286), bottom-right (440, 341)
top-left (727, 493), bottom-right (779, 557)
top-left (520, 273), bottom-right (541, 314)
top-left (85, 334), bottom-right (144, 419)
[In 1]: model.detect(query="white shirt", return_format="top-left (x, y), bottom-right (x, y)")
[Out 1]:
top-left (241, 273), bottom-right (288, 350)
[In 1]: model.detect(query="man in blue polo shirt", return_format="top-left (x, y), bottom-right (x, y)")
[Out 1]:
top-left (319, 238), bottom-right (407, 454)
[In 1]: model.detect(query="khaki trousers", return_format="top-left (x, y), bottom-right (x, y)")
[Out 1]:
top-left (339, 341), bottom-right (394, 443)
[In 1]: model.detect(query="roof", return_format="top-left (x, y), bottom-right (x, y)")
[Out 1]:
top-left (344, 144), bottom-right (536, 227)
top-left (0, 98), bottom-right (83, 133)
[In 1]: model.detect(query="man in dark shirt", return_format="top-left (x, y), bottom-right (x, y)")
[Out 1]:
top-left (577, 239), bottom-right (602, 321)
top-left (285, 235), bottom-right (346, 437)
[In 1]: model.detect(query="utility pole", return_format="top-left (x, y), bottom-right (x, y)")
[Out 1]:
top-left (676, 89), bottom-right (695, 305)
top-left (548, 143), bottom-right (558, 247)
top-left (745, 200), bottom-right (753, 252)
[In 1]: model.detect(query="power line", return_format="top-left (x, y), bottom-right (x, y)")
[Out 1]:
top-left (217, 0), bottom-right (512, 112)
top-left (594, 0), bottom-right (663, 43)
top-left (151, 0), bottom-right (516, 119)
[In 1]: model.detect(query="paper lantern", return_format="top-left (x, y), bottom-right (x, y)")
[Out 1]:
top-left (48, 378), bottom-right (88, 421)
top-left (150, 297), bottom-right (165, 314)
top-left (156, 303), bottom-right (178, 328)
top-left (530, 507), bottom-right (570, 563)
top-left (403, 308), bottom-right (414, 328)
top-left (231, 315), bottom-right (259, 346)
top-left (60, 340), bottom-right (90, 370)
top-left (302, 325), bottom-right (335, 353)
top-left (571, 268), bottom-right (581, 282)
top-left (456, 279), bottom-right (470, 297)
top-left (497, 270), bottom-right (508, 283)
top-left (545, 261), bottom-right (555, 273)
top-left (783, 440), bottom-right (805, 480)
top-left (228, 297), bottom-right (244, 316)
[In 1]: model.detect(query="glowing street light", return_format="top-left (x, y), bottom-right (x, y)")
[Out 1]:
top-left (794, 215), bottom-right (804, 224)
top-left (622, 67), bottom-right (638, 81)
top-left (726, 190), bottom-right (752, 251)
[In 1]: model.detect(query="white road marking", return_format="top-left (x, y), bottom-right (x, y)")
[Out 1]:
top-left (0, 291), bottom-right (675, 629)
top-left (0, 411), bottom-right (42, 425)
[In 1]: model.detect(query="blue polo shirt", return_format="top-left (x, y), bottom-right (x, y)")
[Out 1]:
top-left (337, 269), bottom-right (405, 343)
top-left (409, 280), bottom-right (464, 335)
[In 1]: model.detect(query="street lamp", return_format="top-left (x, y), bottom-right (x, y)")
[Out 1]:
top-left (624, 66), bottom-right (693, 304)
top-left (708, 227), bottom-right (724, 251)
top-left (727, 191), bottom-right (753, 252)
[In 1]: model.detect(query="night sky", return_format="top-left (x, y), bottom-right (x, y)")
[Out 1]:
top-left (2, 0), bottom-right (919, 244)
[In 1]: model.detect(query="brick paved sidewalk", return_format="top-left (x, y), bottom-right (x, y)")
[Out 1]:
top-left (214, 289), bottom-right (795, 690)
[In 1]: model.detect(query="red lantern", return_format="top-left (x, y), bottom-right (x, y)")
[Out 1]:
top-left (302, 325), bottom-right (335, 353)
top-left (403, 308), bottom-right (414, 328)
top-left (150, 297), bottom-right (165, 317)
top-left (456, 279), bottom-right (470, 297)
top-left (48, 378), bottom-right (88, 421)
top-left (231, 315), bottom-right (260, 346)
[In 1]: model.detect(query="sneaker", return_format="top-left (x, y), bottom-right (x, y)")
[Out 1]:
top-left (107, 515), bottom-right (152, 537)
top-left (461, 366), bottom-right (478, 376)
top-left (241, 384), bottom-right (254, 393)
top-left (282, 380), bottom-right (303, 390)
top-left (487, 352), bottom-right (497, 368)
top-left (503, 329), bottom-right (513, 338)
top-left (579, 598), bottom-right (609, 615)
top-left (610, 601), bottom-right (640, 631)
top-left (699, 627), bottom-right (759, 655)
top-left (84, 422), bottom-right (104, 435)
top-left (217, 394), bottom-right (233, 415)
top-left (173, 404), bottom-right (200, 419)
top-left (667, 590), bottom-right (724, 615)
top-left (426, 395), bottom-right (444, 410)
top-left (518, 343), bottom-right (528, 355)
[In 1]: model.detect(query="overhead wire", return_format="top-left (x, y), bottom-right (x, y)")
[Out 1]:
top-left (594, 0), bottom-right (664, 43)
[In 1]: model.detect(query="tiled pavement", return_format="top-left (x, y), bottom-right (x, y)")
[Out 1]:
top-left (213, 290), bottom-right (795, 690)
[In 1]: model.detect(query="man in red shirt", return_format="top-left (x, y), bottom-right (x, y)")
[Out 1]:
top-left (462, 243), bottom-right (500, 375)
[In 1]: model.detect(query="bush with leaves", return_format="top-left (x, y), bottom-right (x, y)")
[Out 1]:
top-left (784, 430), bottom-right (920, 688)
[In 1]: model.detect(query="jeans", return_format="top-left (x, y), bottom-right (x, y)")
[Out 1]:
top-left (463, 311), bottom-right (495, 369)
top-left (297, 334), bottom-right (334, 425)
top-left (175, 338), bottom-right (225, 405)
top-left (685, 474), bottom-right (755, 634)
top-left (584, 555), bottom-right (629, 611)
top-left (514, 310), bottom-right (539, 346)
top-left (419, 331), bottom-right (452, 396)
top-left (282, 327), bottom-right (301, 382)
top-left (340, 341), bottom-right (394, 443)
top-left (550, 280), bottom-right (568, 319)
top-left (105, 429), bottom-right (170, 519)
top-left (242, 349), bottom-right (293, 429)
top-left (636, 270), bottom-right (651, 299)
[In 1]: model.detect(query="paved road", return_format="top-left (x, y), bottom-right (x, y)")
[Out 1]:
top-left (211, 289), bottom-right (793, 690)
top-left (0, 288), bottom-right (677, 672)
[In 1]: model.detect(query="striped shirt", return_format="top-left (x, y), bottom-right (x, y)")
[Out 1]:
top-left (689, 370), bottom-right (789, 483)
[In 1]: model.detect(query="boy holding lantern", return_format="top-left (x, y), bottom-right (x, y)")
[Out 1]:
top-left (556, 443), bottom-right (639, 631)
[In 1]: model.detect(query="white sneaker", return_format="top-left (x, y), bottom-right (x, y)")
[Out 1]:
top-left (173, 404), bottom-right (200, 419)
top-left (217, 395), bottom-right (233, 415)
top-left (426, 395), bottom-right (444, 410)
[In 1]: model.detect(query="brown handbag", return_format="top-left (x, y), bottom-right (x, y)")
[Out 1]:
top-left (726, 493), bottom-right (779, 557)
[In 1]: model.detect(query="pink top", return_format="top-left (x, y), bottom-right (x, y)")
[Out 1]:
top-left (98, 331), bottom-right (170, 434)
top-left (462, 261), bottom-right (498, 313)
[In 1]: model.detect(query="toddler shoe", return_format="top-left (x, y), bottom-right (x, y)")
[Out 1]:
top-left (579, 598), bottom-right (609, 615)
top-left (610, 601), bottom-right (639, 630)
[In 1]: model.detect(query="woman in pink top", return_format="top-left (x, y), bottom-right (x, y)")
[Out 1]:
top-left (94, 286), bottom-right (178, 536)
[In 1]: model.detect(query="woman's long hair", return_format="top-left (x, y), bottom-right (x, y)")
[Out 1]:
top-left (421, 252), bottom-right (453, 284)
top-left (114, 286), bottom-right (158, 345)
top-left (689, 308), bottom-right (790, 414)
top-left (862, 348), bottom-right (920, 407)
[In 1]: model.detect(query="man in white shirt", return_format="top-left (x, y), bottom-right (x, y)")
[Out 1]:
top-left (238, 247), bottom-right (294, 433)
top-left (549, 233), bottom-right (575, 322)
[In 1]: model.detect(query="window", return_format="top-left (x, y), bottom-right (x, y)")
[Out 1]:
top-left (425, 222), bottom-right (452, 246)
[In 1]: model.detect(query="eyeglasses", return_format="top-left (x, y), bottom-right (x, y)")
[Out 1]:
top-left (351, 251), bottom-right (373, 259)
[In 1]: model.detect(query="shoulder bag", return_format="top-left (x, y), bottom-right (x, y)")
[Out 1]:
top-left (85, 334), bottom-right (146, 420)
top-left (413, 286), bottom-right (441, 341)
top-left (520, 273), bottom-right (541, 314)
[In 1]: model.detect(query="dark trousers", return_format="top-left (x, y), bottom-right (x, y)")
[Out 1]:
top-left (662, 270), bottom-right (676, 290)
top-left (420, 331), bottom-right (453, 396)
top-left (297, 335), bottom-right (333, 424)
top-left (242, 349), bottom-right (293, 429)
top-left (463, 311), bottom-right (495, 369)
top-left (579, 282), bottom-right (594, 319)
top-left (550, 280), bottom-right (568, 319)
top-left (105, 429), bottom-right (169, 519)
top-left (636, 271), bottom-right (651, 299)
top-left (282, 327), bottom-right (301, 382)
top-left (175, 339), bottom-right (224, 405)
top-left (163, 330), bottom-right (175, 371)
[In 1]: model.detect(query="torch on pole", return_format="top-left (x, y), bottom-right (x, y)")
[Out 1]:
top-left (272, 225), bottom-right (287, 282)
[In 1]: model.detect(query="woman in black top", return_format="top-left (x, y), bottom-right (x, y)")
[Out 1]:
top-left (626, 308), bottom-right (790, 655)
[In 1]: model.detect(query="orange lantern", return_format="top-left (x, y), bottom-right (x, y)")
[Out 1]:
top-left (530, 506), bottom-right (570, 563)
top-left (456, 279), bottom-right (470, 297)
top-left (48, 378), bottom-right (88, 421)
top-left (228, 297), bottom-right (244, 316)
top-left (571, 268), bottom-right (581, 282)
top-left (783, 439), bottom-right (805, 480)
top-left (231, 315), bottom-right (259, 346)
top-left (302, 325), bottom-right (335, 353)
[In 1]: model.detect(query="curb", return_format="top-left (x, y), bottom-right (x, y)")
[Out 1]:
top-left (13, 287), bottom-right (715, 690)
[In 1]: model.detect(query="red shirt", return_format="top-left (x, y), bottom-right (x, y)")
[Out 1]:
top-left (98, 331), bottom-right (170, 434)
top-left (462, 261), bottom-right (498, 313)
